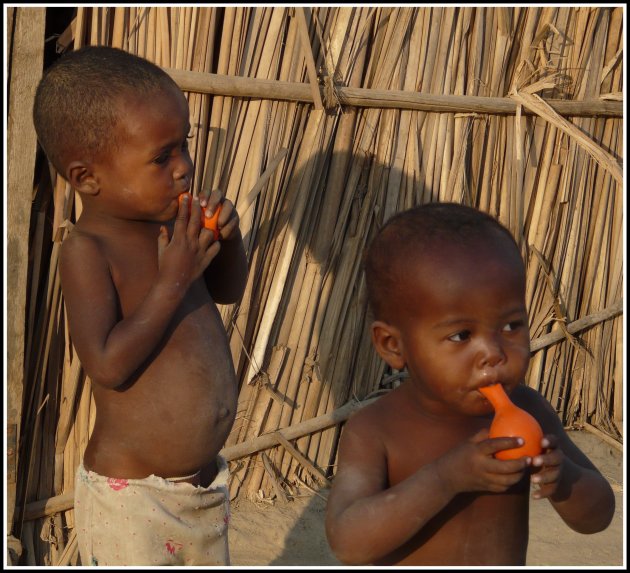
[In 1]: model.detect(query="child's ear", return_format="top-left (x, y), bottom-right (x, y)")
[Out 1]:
top-left (66, 161), bottom-right (100, 195)
top-left (371, 321), bottom-right (406, 370)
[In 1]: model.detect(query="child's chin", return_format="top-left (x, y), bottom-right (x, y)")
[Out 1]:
top-left (472, 401), bottom-right (495, 418)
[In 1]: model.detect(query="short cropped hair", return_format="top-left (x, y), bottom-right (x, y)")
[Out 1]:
top-left (33, 46), bottom-right (180, 174)
top-left (364, 202), bottom-right (521, 320)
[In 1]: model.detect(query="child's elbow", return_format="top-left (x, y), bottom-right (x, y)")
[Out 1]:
top-left (584, 493), bottom-right (616, 534)
top-left (326, 521), bottom-right (375, 565)
top-left (85, 363), bottom-right (129, 390)
top-left (565, 486), bottom-right (616, 534)
top-left (328, 543), bottom-right (374, 566)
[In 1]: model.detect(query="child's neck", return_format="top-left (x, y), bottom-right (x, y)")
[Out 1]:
top-left (402, 380), bottom-right (488, 426)
top-left (76, 204), bottom-right (163, 238)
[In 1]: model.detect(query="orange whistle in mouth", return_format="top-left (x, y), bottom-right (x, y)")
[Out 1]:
top-left (179, 193), bottom-right (222, 240)
top-left (479, 384), bottom-right (543, 460)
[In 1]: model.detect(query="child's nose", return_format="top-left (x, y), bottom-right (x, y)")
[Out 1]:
top-left (174, 151), bottom-right (193, 181)
top-left (477, 336), bottom-right (506, 368)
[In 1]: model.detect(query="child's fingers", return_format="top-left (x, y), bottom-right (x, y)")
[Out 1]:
top-left (187, 196), bottom-right (203, 238)
top-left (201, 189), bottom-right (223, 216)
top-left (540, 433), bottom-right (558, 450)
top-left (217, 212), bottom-right (239, 240)
top-left (217, 199), bottom-right (233, 224)
top-left (469, 427), bottom-right (490, 443)
top-left (174, 193), bottom-right (190, 234)
top-left (196, 227), bottom-right (217, 251)
top-left (200, 240), bottom-right (221, 269)
top-left (487, 456), bottom-right (531, 474)
top-left (531, 471), bottom-right (560, 499)
top-left (531, 467), bottom-right (560, 487)
top-left (485, 471), bottom-right (529, 493)
top-left (481, 436), bottom-right (525, 457)
top-left (531, 447), bottom-right (562, 469)
top-left (157, 225), bottom-right (169, 259)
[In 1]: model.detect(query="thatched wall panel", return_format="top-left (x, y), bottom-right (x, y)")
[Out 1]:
top-left (7, 6), bottom-right (623, 565)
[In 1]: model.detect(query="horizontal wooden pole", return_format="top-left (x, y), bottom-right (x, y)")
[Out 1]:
top-left (220, 396), bottom-right (378, 462)
top-left (339, 87), bottom-right (622, 118)
top-left (22, 490), bottom-right (74, 522)
top-left (164, 67), bottom-right (623, 118)
top-left (529, 299), bottom-right (623, 352)
top-left (165, 67), bottom-right (312, 102)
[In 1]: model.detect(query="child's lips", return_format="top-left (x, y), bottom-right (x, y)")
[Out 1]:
top-left (476, 382), bottom-right (504, 397)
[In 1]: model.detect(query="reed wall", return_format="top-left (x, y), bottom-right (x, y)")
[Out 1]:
top-left (7, 6), bottom-right (623, 566)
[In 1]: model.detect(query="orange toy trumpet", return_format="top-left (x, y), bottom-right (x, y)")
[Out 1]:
top-left (178, 193), bottom-right (222, 241)
top-left (479, 384), bottom-right (543, 460)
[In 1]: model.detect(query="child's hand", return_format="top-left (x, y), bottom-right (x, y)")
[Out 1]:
top-left (157, 194), bottom-right (221, 287)
top-left (436, 428), bottom-right (531, 495)
top-left (201, 190), bottom-right (240, 241)
top-left (530, 434), bottom-right (565, 500)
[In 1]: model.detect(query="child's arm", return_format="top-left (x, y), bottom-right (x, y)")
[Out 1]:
top-left (325, 410), bottom-right (530, 565)
top-left (201, 192), bottom-right (248, 304)
top-left (526, 390), bottom-right (615, 533)
top-left (60, 197), bottom-right (219, 389)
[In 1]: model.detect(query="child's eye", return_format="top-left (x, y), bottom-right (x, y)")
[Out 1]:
top-left (503, 320), bottom-right (525, 332)
top-left (448, 330), bottom-right (471, 342)
top-left (153, 152), bottom-right (170, 165)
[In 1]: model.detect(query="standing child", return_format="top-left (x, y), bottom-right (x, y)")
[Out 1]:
top-left (33, 46), bottom-right (248, 566)
top-left (325, 203), bottom-right (615, 566)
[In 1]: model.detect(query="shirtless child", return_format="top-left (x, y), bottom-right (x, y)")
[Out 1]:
top-left (325, 203), bottom-right (615, 566)
top-left (33, 46), bottom-right (248, 566)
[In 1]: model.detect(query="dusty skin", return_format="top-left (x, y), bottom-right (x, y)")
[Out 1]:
top-left (229, 430), bottom-right (623, 567)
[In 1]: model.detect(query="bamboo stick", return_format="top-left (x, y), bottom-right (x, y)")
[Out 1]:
top-left (583, 423), bottom-right (623, 451)
top-left (55, 529), bottom-right (78, 566)
top-left (261, 452), bottom-right (290, 502)
top-left (295, 8), bottom-right (324, 109)
top-left (274, 431), bottom-right (332, 487)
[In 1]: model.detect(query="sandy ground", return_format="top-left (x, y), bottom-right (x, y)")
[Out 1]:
top-left (229, 430), bottom-right (624, 567)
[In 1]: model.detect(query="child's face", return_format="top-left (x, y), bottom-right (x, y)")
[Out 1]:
top-left (393, 238), bottom-right (530, 419)
top-left (89, 85), bottom-right (193, 222)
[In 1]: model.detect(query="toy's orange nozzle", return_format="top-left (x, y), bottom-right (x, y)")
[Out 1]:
top-left (480, 384), bottom-right (543, 460)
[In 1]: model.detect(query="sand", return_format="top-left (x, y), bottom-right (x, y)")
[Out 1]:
top-left (228, 430), bottom-right (624, 567)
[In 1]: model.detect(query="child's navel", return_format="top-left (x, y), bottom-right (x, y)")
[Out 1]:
top-left (218, 406), bottom-right (230, 419)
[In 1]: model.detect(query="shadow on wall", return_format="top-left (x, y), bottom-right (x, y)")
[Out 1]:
top-left (223, 129), bottom-right (429, 501)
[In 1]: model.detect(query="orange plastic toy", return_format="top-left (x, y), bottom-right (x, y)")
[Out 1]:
top-left (479, 383), bottom-right (543, 460)
top-left (178, 193), bottom-right (222, 240)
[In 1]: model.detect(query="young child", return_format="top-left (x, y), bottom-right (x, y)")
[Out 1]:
top-left (325, 203), bottom-right (615, 566)
top-left (33, 46), bottom-right (248, 566)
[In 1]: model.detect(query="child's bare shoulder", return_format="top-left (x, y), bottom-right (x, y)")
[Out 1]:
top-left (511, 384), bottom-right (564, 432)
top-left (61, 226), bottom-right (105, 259)
top-left (346, 388), bottom-right (408, 437)
top-left (59, 227), bottom-right (112, 289)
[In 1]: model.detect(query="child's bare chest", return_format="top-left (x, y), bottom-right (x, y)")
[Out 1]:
top-left (383, 416), bottom-right (529, 565)
top-left (379, 490), bottom-right (529, 565)
top-left (104, 238), bottom-right (162, 313)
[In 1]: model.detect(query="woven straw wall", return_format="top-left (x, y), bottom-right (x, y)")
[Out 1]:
top-left (7, 6), bottom-right (623, 565)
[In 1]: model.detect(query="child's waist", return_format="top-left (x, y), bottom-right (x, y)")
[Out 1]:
top-left (78, 455), bottom-right (229, 490)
